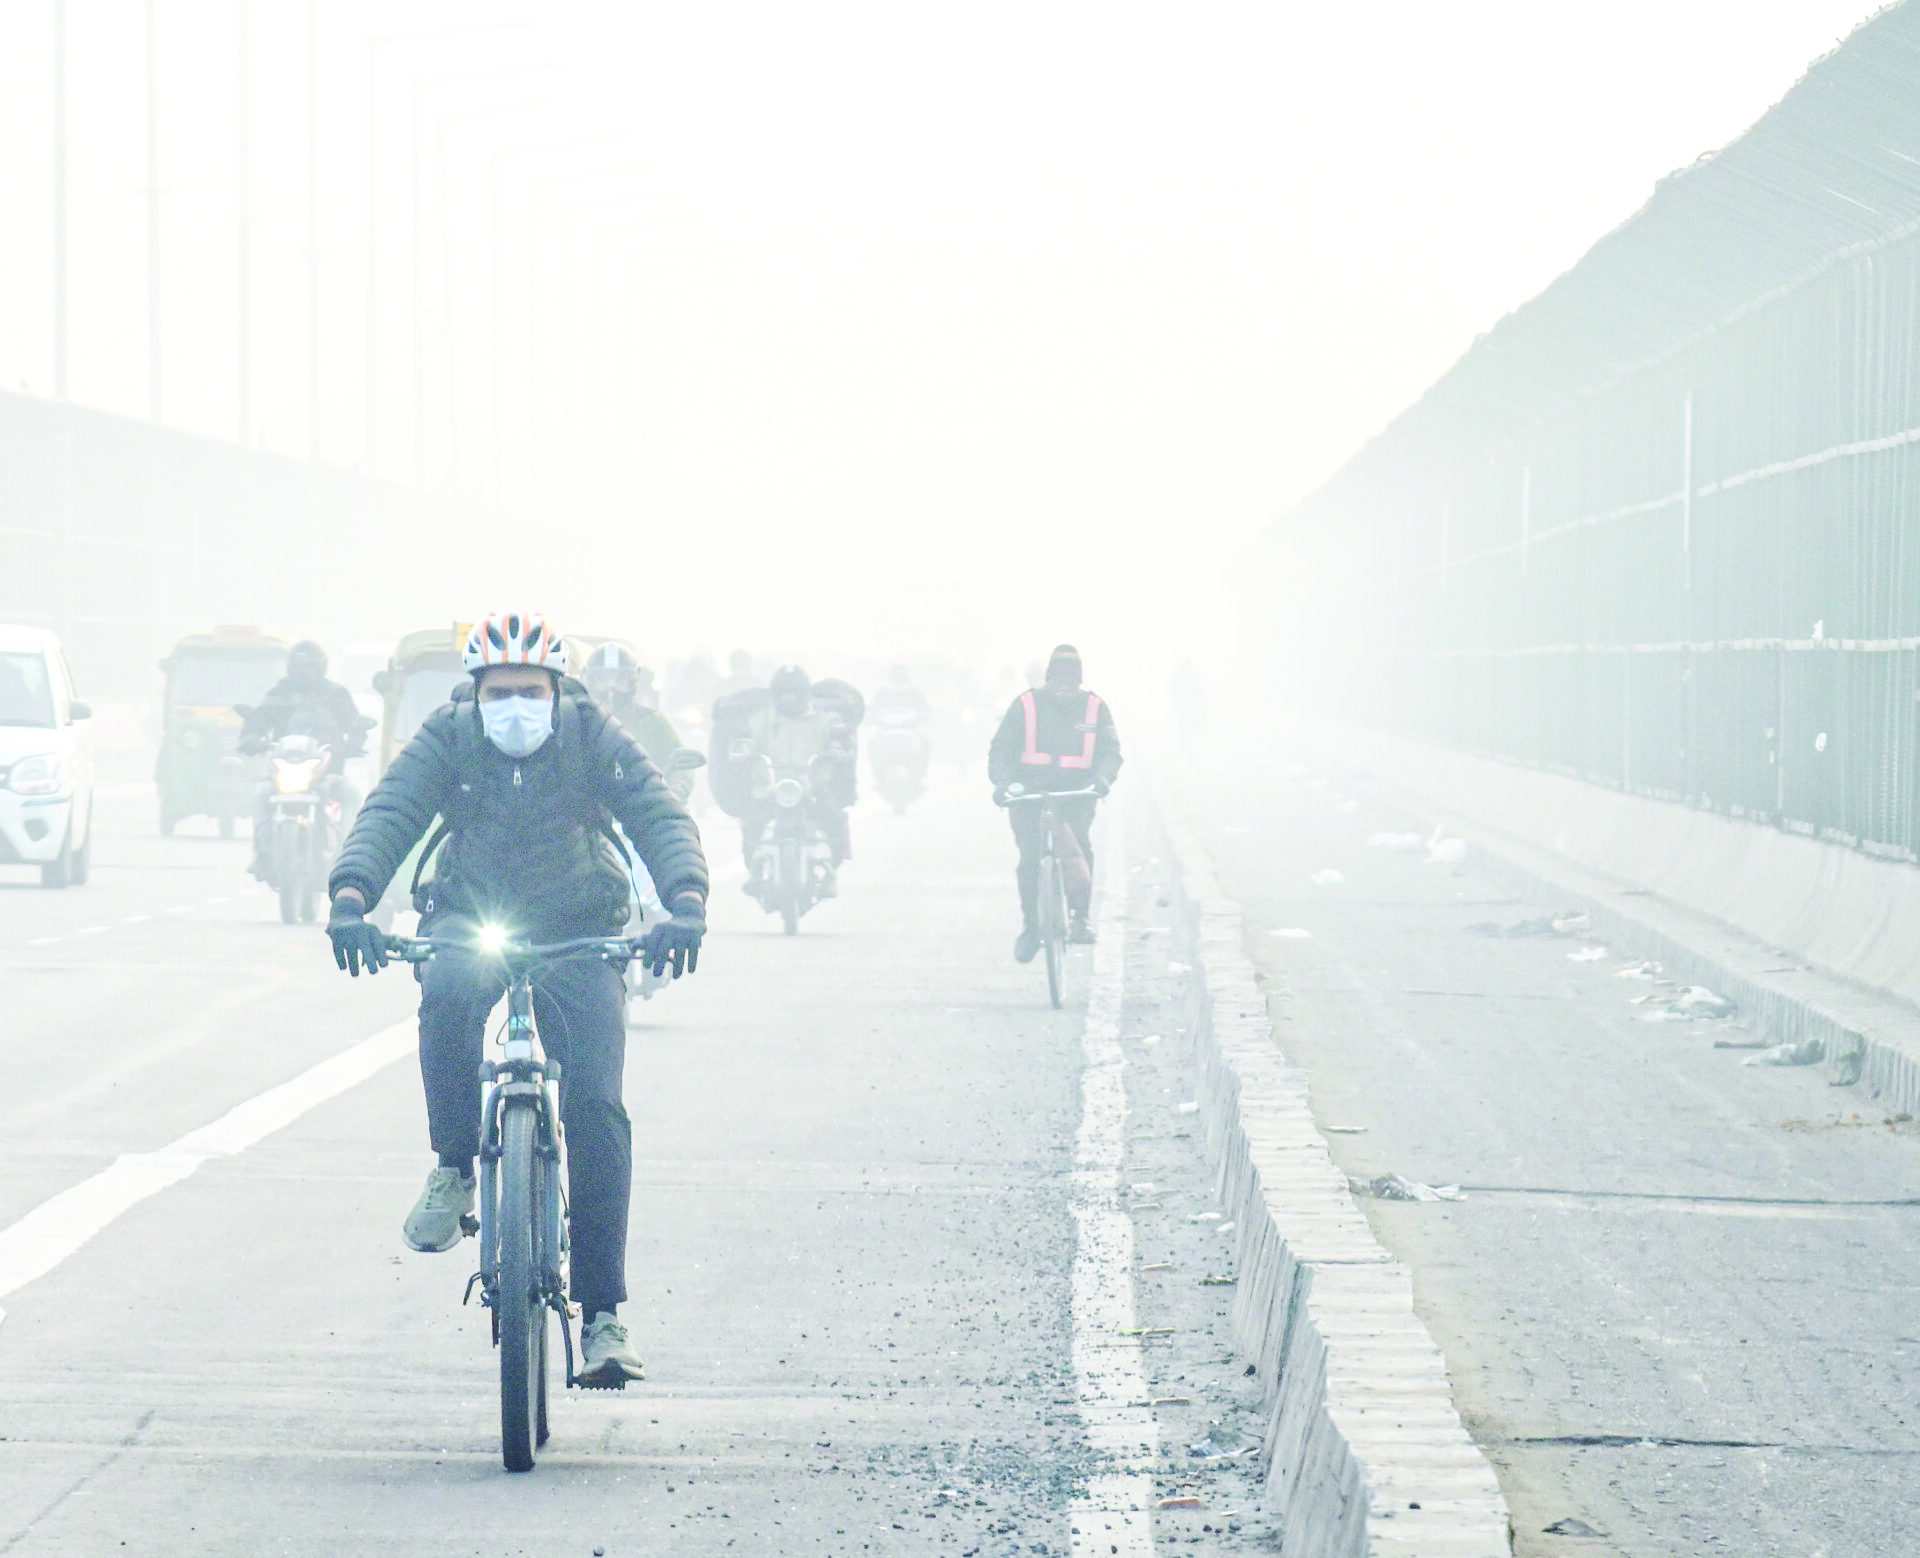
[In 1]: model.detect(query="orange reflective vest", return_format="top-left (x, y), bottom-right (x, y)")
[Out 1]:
top-left (1019, 690), bottom-right (1103, 769)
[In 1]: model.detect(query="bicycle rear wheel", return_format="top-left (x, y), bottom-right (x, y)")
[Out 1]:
top-left (498, 1103), bottom-right (545, 1471)
top-left (1039, 855), bottom-right (1064, 1009)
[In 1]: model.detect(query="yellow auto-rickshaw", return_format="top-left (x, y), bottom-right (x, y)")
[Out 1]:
top-left (156, 626), bottom-right (290, 836)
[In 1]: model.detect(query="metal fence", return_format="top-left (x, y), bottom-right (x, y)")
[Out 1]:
top-left (1269, 3), bottom-right (1920, 862)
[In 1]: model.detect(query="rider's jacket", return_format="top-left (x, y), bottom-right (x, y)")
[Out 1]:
top-left (746, 705), bottom-right (848, 778)
top-left (240, 677), bottom-right (365, 756)
top-left (330, 694), bottom-right (707, 936)
top-left (987, 684), bottom-right (1123, 794)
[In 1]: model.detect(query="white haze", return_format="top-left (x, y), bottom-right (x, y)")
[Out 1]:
top-left (0, 0), bottom-right (1886, 678)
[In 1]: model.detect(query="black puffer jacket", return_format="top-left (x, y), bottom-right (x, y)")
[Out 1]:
top-left (330, 694), bottom-right (707, 937)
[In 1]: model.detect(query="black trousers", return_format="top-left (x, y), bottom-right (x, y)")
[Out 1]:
top-left (416, 918), bottom-right (631, 1313)
top-left (1009, 794), bottom-right (1096, 926)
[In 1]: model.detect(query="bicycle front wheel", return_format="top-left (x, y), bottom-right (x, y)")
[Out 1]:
top-left (498, 1102), bottom-right (546, 1472)
top-left (1039, 855), bottom-right (1064, 1009)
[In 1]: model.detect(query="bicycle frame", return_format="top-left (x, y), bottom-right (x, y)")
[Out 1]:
top-left (1002, 786), bottom-right (1098, 1007)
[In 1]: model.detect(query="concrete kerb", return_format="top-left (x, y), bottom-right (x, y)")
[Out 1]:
top-left (1145, 787), bottom-right (1513, 1558)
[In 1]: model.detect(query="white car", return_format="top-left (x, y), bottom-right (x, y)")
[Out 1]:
top-left (0, 624), bottom-right (95, 887)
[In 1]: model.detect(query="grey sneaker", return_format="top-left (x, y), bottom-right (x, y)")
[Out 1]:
top-left (1068, 917), bottom-right (1096, 945)
top-left (402, 1167), bottom-right (475, 1253)
top-left (1013, 926), bottom-right (1040, 963)
top-left (577, 1314), bottom-right (645, 1388)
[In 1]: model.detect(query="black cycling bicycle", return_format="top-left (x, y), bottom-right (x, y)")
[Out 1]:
top-left (1001, 785), bottom-right (1098, 1008)
top-left (387, 930), bottom-right (641, 1472)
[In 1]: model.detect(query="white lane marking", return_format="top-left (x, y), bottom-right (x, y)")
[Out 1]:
top-left (121, 914), bottom-right (152, 925)
top-left (1069, 791), bottom-right (1157, 1557)
top-left (164, 905), bottom-right (191, 917)
top-left (0, 1020), bottom-right (414, 1328)
top-left (74, 925), bottom-right (109, 936)
top-left (25, 936), bottom-right (63, 947)
top-left (206, 896), bottom-right (233, 906)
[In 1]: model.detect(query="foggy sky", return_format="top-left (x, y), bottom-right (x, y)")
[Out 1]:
top-left (0, 0), bottom-right (1887, 672)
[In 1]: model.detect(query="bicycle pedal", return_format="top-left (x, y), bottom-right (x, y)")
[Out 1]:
top-left (459, 1213), bottom-right (479, 1236)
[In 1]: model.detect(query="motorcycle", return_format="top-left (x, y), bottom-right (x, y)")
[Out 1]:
top-left (260, 734), bottom-right (343, 925)
top-left (745, 754), bottom-right (837, 935)
top-left (868, 703), bottom-right (929, 814)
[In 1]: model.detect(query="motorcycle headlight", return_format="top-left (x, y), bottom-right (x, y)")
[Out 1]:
top-left (773, 777), bottom-right (805, 808)
top-left (273, 758), bottom-right (322, 794)
top-left (8, 753), bottom-right (65, 796)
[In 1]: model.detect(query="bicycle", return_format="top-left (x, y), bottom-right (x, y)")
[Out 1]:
top-left (386, 929), bottom-right (642, 1472)
top-left (1000, 785), bottom-right (1098, 1008)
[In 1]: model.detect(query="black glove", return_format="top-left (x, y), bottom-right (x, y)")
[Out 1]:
top-left (1092, 779), bottom-right (1111, 799)
top-left (642, 906), bottom-right (706, 979)
top-left (327, 893), bottom-right (388, 976)
top-left (993, 786), bottom-right (1012, 807)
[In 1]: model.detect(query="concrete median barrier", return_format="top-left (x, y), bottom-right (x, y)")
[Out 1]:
top-left (1153, 790), bottom-right (1512, 1557)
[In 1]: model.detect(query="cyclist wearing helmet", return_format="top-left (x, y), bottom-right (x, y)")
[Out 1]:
top-left (581, 641), bottom-right (693, 802)
top-left (240, 639), bottom-right (368, 880)
top-left (739, 665), bottom-right (853, 890)
top-left (322, 610), bottom-right (708, 1388)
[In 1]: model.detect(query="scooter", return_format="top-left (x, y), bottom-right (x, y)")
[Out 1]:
top-left (868, 704), bottom-right (929, 814)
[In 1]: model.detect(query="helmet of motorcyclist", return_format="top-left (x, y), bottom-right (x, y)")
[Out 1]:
top-left (770, 664), bottom-right (811, 718)
top-left (886, 663), bottom-right (912, 687)
top-left (1044, 644), bottom-right (1082, 690)
top-left (462, 610), bottom-right (570, 680)
top-left (287, 639), bottom-right (328, 690)
top-left (583, 640), bottom-right (640, 704)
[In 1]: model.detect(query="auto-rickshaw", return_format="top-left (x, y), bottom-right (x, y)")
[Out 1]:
top-left (156, 627), bottom-right (290, 836)
top-left (372, 624), bottom-right (472, 774)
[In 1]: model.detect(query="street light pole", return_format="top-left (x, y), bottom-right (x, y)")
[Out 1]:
top-left (237, 0), bottom-right (251, 446)
top-left (52, 0), bottom-right (67, 400)
top-left (306, 0), bottom-right (318, 462)
top-left (147, 0), bottom-right (161, 421)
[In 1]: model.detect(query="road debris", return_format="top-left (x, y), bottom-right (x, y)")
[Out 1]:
top-left (1351, 1173), bottom-right (1466, 1202)
top-left (1176, 1100), bottom-right (1200, 1114)
top-left (1323, 1123), bottom-right (1367, 1134)
top-left (1543, 1517), bottom-right (1606, 1537)
top-left (1743, 1038), bottom-right (1825, 1067)
top-left (1268, 927), bottom-right (1312, 938)
top-left (1567, 946), bottom-right (1607, 962)
top-left (1617, 960), bottom-right (1663, 979)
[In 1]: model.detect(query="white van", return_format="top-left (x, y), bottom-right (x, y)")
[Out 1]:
top-left (0, 624), bottom-right (96, 886)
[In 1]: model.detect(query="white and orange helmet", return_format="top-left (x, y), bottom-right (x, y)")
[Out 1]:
top-left (462, 610), bottom-right (570, 677)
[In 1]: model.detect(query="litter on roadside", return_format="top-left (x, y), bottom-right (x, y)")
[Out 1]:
top-left (1675, 985), bottom-right (1735, 1017)
top-left (1617, 960), bottom-right (1663, 979)
top-left (1268, 927), bottom-right (1313, 938)
top-left (1467, 915), bottom-right (1572, 939)
top-left (1323, 1124), bottom-right (1367, 1134)
top-left (1157, 1497), bottom-right (1203, 1510)
top-left (1743, 1038), bottom-right (1826, 1067)
top-left (1567, 946), bottom-right (1607, 962)
top-left (1551, 911), bottom-right (1591, 935)
top-left (1188, 1211), bottom-right (1222, 1223)
top-left (1309, 868), bottom-right (1345, 886)
top-left (1140, 1033), bottom-right (1162, 1045)
top-left (1350, 1173), bottom-right (1466, 1202)
top-left (1177, 1100), bottom-right (1200, 1114)
top-left (1426, 824), bottom-right (1467, 864)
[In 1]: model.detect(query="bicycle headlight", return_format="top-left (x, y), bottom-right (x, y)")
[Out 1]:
top-left (273, 758), bottom-right (322, 794)
top-left (477, 923), bottom-right (509, 954)
top-left (773, 777), bottom-right (805, 808)
top-left (8, 753), bottom-right (66, 796)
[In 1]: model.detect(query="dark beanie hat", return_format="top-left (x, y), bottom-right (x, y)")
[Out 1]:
top-left (1046, 644), bottom-right (1082, 683)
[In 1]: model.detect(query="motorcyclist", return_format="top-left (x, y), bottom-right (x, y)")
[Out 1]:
top-left (870, 663), bottom-right (933, 726)
top-left (240, 639), bottom-right (367, 879)
top-left (988, 644), bottom-right (1123, 959)
top-left (716, 647), bottom-right (761, 700)
top-left (740, 664), bottom-right (853, 892)
top-left (322, 609), bottom-right (708, 1388)
top-left (581, 641), bottom-right (693, 802)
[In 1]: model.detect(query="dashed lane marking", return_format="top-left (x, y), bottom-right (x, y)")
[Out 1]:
top-left (24, 936), bottom-right (63, 947)
top-left (121, 914), bottom-right (151, 925)
top-left (0, 1020), bottom-right (414, 1331)
top-left (1069, 789), bottom-right (1157, 1558)
top-left (74, 925), bottom-right (109, 936)
top-left (164, 906), bottom-right (191, 917)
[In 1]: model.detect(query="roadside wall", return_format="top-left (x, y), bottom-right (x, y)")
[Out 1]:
top-left (1151, 788), bottom-right (1512, 1557)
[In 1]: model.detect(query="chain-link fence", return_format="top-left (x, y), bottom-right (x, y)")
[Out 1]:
top-left (1273, 5), bottom-right (1920, 861)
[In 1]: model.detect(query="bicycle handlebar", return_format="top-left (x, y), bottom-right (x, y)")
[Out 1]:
top-left (999, 785), bottom-right (1101, 806)
top-left (383, 933), bottom-right (641, 969)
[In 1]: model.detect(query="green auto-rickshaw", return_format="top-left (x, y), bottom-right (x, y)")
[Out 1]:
top-left (156, 627), bottom-right (290, 836)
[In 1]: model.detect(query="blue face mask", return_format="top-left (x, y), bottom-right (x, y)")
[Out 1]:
top-left (479, 694), bottom-right (553, 758)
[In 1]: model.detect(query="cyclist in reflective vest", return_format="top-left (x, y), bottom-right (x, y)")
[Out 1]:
top-left (987, 644), bottom-right (1123, 961)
